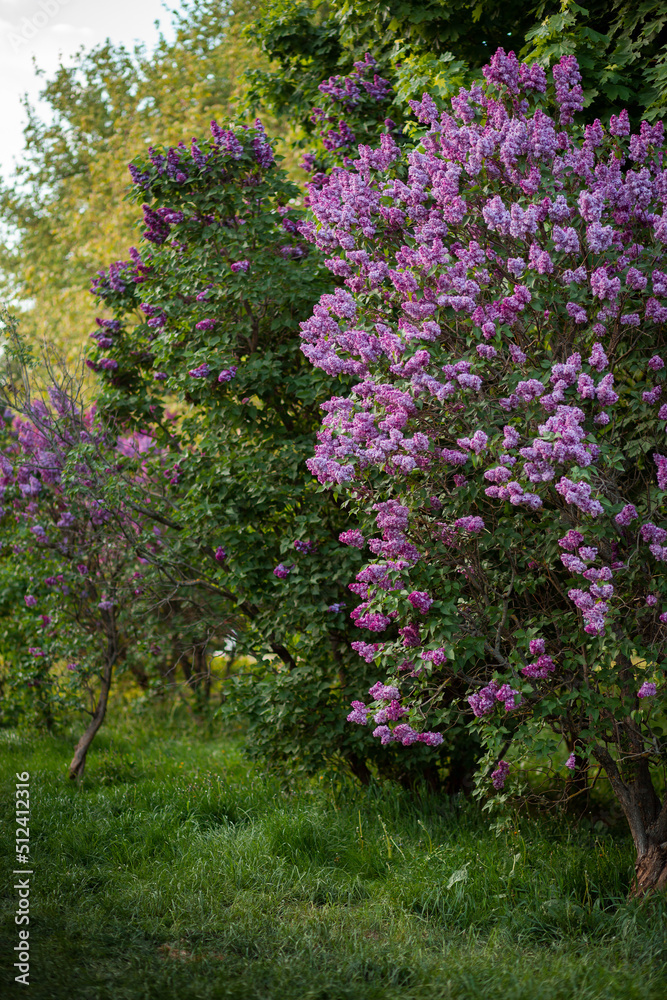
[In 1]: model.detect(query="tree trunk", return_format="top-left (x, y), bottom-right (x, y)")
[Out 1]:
top-left (632, 842), bottom-right (667, 897)
top-left (68, 660), bottom-right (113, 780)
top-left (593, 742), bottom-right (667, 897)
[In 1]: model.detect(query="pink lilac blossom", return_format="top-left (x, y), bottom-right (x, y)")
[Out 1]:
top-left (495, 683), bottom-right (522, 710)
top-left (637, 682), bottom-right (657, 698)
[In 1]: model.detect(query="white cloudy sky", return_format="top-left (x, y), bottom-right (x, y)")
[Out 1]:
top-left (0, 0), bottom-right (176, 179)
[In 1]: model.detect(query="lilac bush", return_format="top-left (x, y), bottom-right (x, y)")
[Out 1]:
top-left (0, 330), bottom-right (230, 777)
top-left (299, 47), bottom-right (667, 893)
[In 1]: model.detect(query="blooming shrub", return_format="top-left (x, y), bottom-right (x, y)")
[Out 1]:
top-left (0, 341), bottom-right (188, 776)
top-left (88, 120), bottom-right (455, 785)
top-left (300, 48), bottom-right (667, 889)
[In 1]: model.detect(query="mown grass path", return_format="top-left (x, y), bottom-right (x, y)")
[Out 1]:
top-left (1, 723), bottom-right (665, 999)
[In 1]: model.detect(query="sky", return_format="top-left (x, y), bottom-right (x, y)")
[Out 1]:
top-left (0, 0), bottom-right (176, 179)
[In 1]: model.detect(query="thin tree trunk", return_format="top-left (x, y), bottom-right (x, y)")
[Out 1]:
top-left (68, 659), bottom-right (113, 780)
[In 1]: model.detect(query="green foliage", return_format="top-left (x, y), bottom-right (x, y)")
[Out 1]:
top-left (247, 0), bottom-right (667, 138)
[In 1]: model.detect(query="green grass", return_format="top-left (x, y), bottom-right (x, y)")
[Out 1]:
top-left (1, 718), bottom-right (665, 999)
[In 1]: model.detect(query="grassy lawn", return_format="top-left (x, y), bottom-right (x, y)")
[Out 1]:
top-left (1, 718), bottom-right (665, 999)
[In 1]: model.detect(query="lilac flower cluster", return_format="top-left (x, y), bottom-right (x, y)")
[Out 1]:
top-left (292, 46), bottom-right (667, 769)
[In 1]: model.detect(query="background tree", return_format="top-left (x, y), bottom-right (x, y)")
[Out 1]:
top-left (246, 1), bottom-right (667, 139)
top-left (0, 0), bottom-right (267, 353)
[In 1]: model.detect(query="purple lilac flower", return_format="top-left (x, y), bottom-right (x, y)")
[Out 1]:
top-left (654, 453), bottom-right (667, 490)
top-left (638, 682), bottom-right (657, 698)
top-left (522, 654), bottom-right (555, 679)
top-left (351, 641), bottom-right (382, 662)
top-left (399, 623), bottom-right (421, 647)
top-left (24, 595), bottom-right (37, 607)
top-left (491, 760), bottom-right (510, 790)
top-left (565, 754), bottom-right (577, 770)
top-left (369, 681), bottom-right (401, 702)
top-left (553, 55), bottom-right (584, 125)
top-left (496, 683), bottom-right (522, 711)
top-left (421, 648), bottom-right (447, 666)
top-left (273, 563), bottom-right (294, 579)
top-left (328, 602), bottom-right (346, 612)
top-left (454, 516), bottom-right (485, 533)
top-left (643, 386), bottom-right (662, 404)
top-left (615, 504), bottom-right (638, 526)
top-left (218, 367), bottom-right (238, 383)
top-left (374, 700), bottom-right (407, 724)
top-left (215, 546), bottom-right (227, 562)
top-left (588, 343), bottom-right (609, 371)
top-left (347, 700), bottom-right (368, 725)
top-left (408, 591), bottom-right (433, 614)
top-left (339, 529), bottom-right (365, 548)
top-left (231, 260), bottom-right (250, 273)
top-left (468, 681), bottom-right (500, 717)
top-left (188, 364), bottom-right (211, 378)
